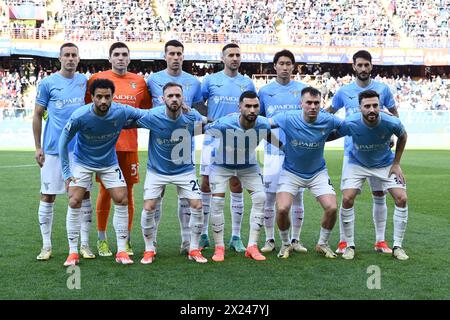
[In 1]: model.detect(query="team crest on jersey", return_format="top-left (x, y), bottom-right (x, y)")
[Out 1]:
top-left (130, 82), bottom-right (137, 89)
top-left (156, 138), bottom-right (163, 145)
top-left (184, 82), bottom-right (192, 91)
top-left (290, 139), bottom-right (299, 147)
top-left (214, 96), bottom-right (220, 104)
top-left (267, 106), bottom-right (275, 115)
top-left (321, 130), bottom-right (326, 136)
top-left (238, 84), bottom-right (248, 92)
top-left (110, 120), bottom-right (117, 128)
top-left (79, 83), bottom-right (85, 89)
top-left (55, 100), bottom-right (63, 109)
top-left (290, 90), bottom-right (300, 98)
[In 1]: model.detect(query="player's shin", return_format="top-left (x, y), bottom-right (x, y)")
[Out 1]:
top-left (291, 191), bottom-right (305, 241)
top-left (230, 192), bottom-right (244, 238)
top-left (80, 199), bottom-right (92, 247)
top-left (339, 206), bottom-right (355, 247)
top-left (248, 191), bottom-right (265, 246)
top-left (373, 195), bottom-right (387, 242)
top-left (141, 209), bottom-right (156, 252)
top-left (393, 206), bottom-right (408, 248)
top-left (67, 207), bottom-right (82, 254)
top-left (210, 197), bottom-right (225, 247)
top-left (201, 192), bottom-right (211, 234)
top-left (189, 208), bottom-right (203, 250)
top-left (178, 198), bottom-right (191, 243)
top-left (38, 201), bottom-right (54, 249)
top-left (113, 205), bottom-right (129, 252)
top-left (263, 192), bottom-right (276, 241)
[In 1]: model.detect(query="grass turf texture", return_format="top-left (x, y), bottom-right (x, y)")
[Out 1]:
top-left (0, 150), bottom-right (449, 300)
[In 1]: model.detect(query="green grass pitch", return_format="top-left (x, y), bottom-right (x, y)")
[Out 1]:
top-left (0, 150), bottom-right (449, 300)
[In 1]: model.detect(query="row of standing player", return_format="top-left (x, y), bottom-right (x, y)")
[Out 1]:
top-left (33, 41), bottom-right (409, 265)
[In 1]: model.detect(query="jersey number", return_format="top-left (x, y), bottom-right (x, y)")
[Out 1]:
top-left (190, 180), bottom-right (200, 191)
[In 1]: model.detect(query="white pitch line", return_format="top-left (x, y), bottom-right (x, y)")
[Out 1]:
top-left (0, 164), bottom-right (36, 169)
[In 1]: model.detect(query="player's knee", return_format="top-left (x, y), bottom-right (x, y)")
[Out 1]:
top-left (251, 191), bottom-right (266, 207)
top-left (342, 195), bottom-right (355, 209)
top-left (324, 204), bottom-right (337, 217)
top-left (276, 203), bottom-right (291, 216)
top-left (144, 201), bottom-right (156, 212)
top-left (191, 200), bottom-right (203, 211)
top-left (229, 177), bottom-right (243, 193)
top-left (372, 191), bottom-right (385, 197)
top-left (115, 197), bottom-right (128, 206)
top-left (68, 197), bottom-right (82, 209)
top-left (40, 194), bottom-right (55, 203)
top-left (394, 194), bottom-right (408, 208)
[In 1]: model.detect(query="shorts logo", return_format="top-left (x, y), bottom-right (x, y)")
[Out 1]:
top-left (43, 182), bottom-right (50, 190)
top-left (264, 181), bottom-right (271, 189)
top-left (209, 182), bottom-right (217, 191)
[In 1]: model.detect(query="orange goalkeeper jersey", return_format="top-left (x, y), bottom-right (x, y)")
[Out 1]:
top-left (86, 70), bottom-right (152, 152)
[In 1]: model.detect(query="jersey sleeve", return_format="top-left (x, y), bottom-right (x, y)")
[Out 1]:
top-left (35, 80), bottom-right (49, 107)
top-left (271, 112), bottom-right (287, 129)
top-left (383, 86), bottom-right (396, 109)
top-left (336, 119), bottom-right (350, 136)
top-left (58, 115), bottom-right (81, 180)
top-left (392, 118), bottom-right (406, 138)
top-left (258, 88), bottom-right (266, 116)
top-left (135, 111), bottom-right (154, 129)
top-left (331, 90), bottom-right (344, 112)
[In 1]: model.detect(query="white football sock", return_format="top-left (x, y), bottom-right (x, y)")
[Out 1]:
top-left (201, 192), bottom-right (211, 235)
top-left (263, 192), bottom-right (276, 241)
top-left (80, 199), bottom-right (92, 247)
top-left (290, 190), bottom-right (305, 241)
top-left (189, 207), bottom-right (203, 251)
top-left (154, 197), bottom-right (163, 243)
top-left (178, 198), bottom-right (191, 243)
top-left (372, 195), bottom-right (387, 243)
top-left (66, 206), bottom-right (82, 254)
top-left (318, 227), bottom-right (332, 246)
top-left (340, 206), bottom-right (355, 247)
top-left (210, 197), bottom-right (225, 247)
top-left (248, 191), bottom-right (265, 247)
top-left (113, 205), bottom-right (128, 252)
top-left (393, 206), bottom-right (408, 248)
top-left (230, 192), bottom-right (244, 238)
top-left (38, 201), bottom-right (54, 249)
top-left (141, 209), bottom-right (156, 252)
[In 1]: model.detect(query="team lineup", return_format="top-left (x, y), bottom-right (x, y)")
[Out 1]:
top-left (32, 40), bottom-right (409, 267)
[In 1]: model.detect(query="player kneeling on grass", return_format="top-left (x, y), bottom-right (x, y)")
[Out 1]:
top-left (59, 78), bottom-right (144, 266)
top-left (334, 90), bottom-right (409, 261)
top-left (205, 91), bottom-right (280, 262)
top-left (131, 82), bottom-right (209, 264)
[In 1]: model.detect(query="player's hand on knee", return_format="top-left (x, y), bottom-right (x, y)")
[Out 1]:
top-left (35, 148), bottom-right (45, 167)
top-left (389, 164), bottom-right (405, 185)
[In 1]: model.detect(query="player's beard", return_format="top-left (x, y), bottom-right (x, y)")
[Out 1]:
top-left (244, 114), bottom-right (257, 122)
top-left (363, 112), bottom-right (378, 123)
top-left (356, 71), bottom-right (370, 81)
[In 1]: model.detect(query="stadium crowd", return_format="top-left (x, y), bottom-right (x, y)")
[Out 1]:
top-left (2, 0), bottom-right (448, 47)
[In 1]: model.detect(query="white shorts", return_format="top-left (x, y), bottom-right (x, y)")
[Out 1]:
top-left (342, 156), bottom-right (383, 192)
top-left (70, 164), bottom-right (126, 190)
top-left (263, 153), bottom-right (305, 195)
top-left (209, 165), bottom-right (264, 194)
top-left (40, 153), bottom-right (91, 194)
top-left (277, 169), bottom-right (336, 198)
top-left (340, 162), bottom-right (407, 192)
top-left (200, 134), bottom-right (215, 176)
top-left (144, 169), bottom-right (201, 200)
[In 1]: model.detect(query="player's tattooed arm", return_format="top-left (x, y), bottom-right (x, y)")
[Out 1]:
top-left (390, 132), bottom-right (408, 184)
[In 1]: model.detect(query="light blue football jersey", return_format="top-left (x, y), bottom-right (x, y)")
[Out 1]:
top-left (338, 112), bottom-right (406, 168)
top-left (271, 110), bottom-right (343, 179)
top-left (146, 70), bottom-right (203, 107)
top-left (137, 106), bottom-right (204, 175)
top-left (331, 80), bottom-right (396, 156)
top-left (202, 71), bottom-right (256, 120)
top-left (205, 113), bottom-right (271, 169)
top-left (36, 72), bottom-right (87, 154)
top-left (59, 102), bottom-right (144, 180)
top-left (259, 80), bottom-right (308, 156)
